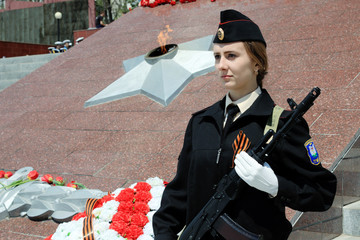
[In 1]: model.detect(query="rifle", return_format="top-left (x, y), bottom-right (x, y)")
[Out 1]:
top-left (178, 87), bottom-right (321, 240)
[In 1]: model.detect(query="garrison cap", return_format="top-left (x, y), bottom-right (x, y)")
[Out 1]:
top-left (213, 9), bottom-right (266, 47)
top-left (76, 37), bottom-right (84, 44)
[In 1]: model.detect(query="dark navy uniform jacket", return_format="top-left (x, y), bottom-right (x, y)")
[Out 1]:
top-left (153, 89), bottom-right (337, 240)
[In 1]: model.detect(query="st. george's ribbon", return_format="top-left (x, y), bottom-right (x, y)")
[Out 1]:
top-left (82, 198), bottom-right (100, 240)
top-left (232, 130), bottom-right (251, 168)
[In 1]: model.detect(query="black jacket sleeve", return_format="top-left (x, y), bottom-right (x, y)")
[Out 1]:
top-left (153, 117), bottom-right (193, 240)
top-left (274, 116), bottom-right (337, 212)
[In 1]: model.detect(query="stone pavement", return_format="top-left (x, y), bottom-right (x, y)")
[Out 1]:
top-left (0, 0), bottom-right (359, 239)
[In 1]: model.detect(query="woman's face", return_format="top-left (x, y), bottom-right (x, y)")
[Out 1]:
top-left (213, 42), bottom-right (258, 100)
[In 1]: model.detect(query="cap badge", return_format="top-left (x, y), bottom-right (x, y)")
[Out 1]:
top-left (217, 28), bottom-right (225, 41)
top-left (304, 139), bottom-right (320, 165)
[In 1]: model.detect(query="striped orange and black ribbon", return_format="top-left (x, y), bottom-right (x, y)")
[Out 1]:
top-left (232, 130), bottom-right (251, 168)
top-left (82, 198), bottom-right (99, 240)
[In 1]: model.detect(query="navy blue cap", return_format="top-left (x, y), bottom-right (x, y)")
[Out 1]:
top-left (213, 9), bottom-right (266, 47)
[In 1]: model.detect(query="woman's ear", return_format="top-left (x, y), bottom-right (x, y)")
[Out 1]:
top-left (254, 63), bottom-right (260, 75)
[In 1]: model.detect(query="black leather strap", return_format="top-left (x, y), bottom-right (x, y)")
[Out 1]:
top-left (213, 213), bottom-right (263, 240)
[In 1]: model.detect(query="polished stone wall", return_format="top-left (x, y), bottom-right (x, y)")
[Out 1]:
top-left (0, 0), bottom-right (89, 45)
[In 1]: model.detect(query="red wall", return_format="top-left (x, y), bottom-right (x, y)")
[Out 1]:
top-left (0, 41), bottom-right (53, 58)
top-left (73, 28), bottom-right (100, 44)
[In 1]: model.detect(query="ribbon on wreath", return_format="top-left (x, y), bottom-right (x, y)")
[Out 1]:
top-left (82, 198), bottom-right (100, 240)
top-left (232, 130), bottom-right (251, 168)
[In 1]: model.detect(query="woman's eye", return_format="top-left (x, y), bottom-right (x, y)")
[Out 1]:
top-left (214, 54), bottom-right (220, 60)
top-left (227, 53), bottom-right (237, 59)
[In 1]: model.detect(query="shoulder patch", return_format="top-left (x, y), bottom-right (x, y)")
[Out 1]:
top-left (304, 139), bottom-right (320, 165)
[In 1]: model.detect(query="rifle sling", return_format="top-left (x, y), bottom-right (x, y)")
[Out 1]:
top-left (213, 213), bottom-right (263, 240)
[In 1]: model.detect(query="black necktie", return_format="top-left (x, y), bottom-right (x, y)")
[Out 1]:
top-left (223, 104), bottom-right (240, 135)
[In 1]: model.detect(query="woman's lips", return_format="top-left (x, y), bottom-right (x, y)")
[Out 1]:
top-left (222, 75), bottom-right (232, 79)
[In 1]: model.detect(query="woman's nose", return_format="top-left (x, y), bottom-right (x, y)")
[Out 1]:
top-left (216, 57), bottom-right (227, 70)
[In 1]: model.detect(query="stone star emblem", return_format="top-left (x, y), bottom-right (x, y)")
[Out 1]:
top-left (84, 35), bottom-right (215, 107)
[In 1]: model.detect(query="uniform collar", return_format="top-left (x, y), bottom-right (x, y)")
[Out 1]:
top-left (197, 88), bottom-right (275, 123)
top-left (224, 87), bottom-right (262, 116)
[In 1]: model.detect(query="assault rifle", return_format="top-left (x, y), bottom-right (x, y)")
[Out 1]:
top-left (179, 87), bottom-right (321, 240)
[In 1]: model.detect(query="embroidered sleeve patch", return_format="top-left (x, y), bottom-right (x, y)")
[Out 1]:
top-left (304, 139), bottom-right (320, 165)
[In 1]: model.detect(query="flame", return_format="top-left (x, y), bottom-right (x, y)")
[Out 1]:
top-left (157, 25), bottom-right (173, 54)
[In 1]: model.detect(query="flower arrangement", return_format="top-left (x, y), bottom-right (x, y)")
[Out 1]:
top-left (0, 170), bottom-right (86, 190)
top-left (140, 0), bottom-right (215, 8)
top-left (45, 177), bottom-right (167, 240)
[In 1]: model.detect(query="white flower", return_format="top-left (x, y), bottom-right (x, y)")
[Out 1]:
top-left (146, 177), bottom-right (164, 187)
top-left (137, 234), bottom-right (154, 240)
top-left (52, 220), bottom-right (83, 240)
top-left (143, 222), bottom-right (154, 236)
top-left (94, 221), bottom-right (110, 234)
top-left (93, 200), bottom-right (120, 222)
top-left (95, 224), bottom-right (126, 240)
top-left (146, 210), bottom-right (156, 223)
top-left (49, 177), bottom-right (167, 240)
top-left (148, 197), bottom-right (162, 210)
top-left (150, 185), bottom-right (165, 198)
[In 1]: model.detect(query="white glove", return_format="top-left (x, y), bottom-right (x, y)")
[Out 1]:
top-left (234, 151), bottom-right (278, 197)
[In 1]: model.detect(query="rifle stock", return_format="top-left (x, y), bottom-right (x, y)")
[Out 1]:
top-left (178, 87), bottom-right (321, 240)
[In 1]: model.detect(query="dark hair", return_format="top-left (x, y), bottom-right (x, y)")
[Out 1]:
top-left (243, 41), bottom-right (268, 88)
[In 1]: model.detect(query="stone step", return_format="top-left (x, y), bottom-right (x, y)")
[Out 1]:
top-left (0, 71), bottom-right (30, 80)
top-left (0, 79), bottom-right (19, 90)
top-left (0, 53), bottom-right (59, 91)
top-left (0, 54), bottom-right (58, 65)
top-left (343, 200), bottom-right (360, 237)
top-left (332, 234), bottom-right (360, 239)
top-left (0, 61), bottom-right (48, 72)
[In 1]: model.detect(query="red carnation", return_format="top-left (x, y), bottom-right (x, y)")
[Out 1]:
top-left (112, 211), bottom-right (132, 223)
top-left (118, 201), bottom-right (134, 214)
top-left (116, 188), bottom-right (135, 202)
top-left (134, 191), bottom-right (152, 203)
top-left (27, 170), bottom-right (39, 180)
top-left (134, 202), bottom-right (150, 215)
top-left (130, 212), bottom-right (149, 228)
top-left (66, 180), bottom-right (77, 188)
top-left (41, 174), bottom-right (53, 184)
top-left (72, 211), bottom-right (87, 221)
top-left (110, 220), bottom-right (128, 235)
top-left (134, 182), bottom-right (151, 192)
top-left (94, 193), bottom-right (114, 209)
top-left (54, 176), bottom-right (65, 186)
top-left (124, 224), bottom-right (143, 240)
top-left (4, 171), bottom-right (13, 179)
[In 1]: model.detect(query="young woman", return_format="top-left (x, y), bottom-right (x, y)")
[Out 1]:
top-left (153, 9), bottom-right (337, 240)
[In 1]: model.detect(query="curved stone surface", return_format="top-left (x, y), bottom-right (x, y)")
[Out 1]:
top-left (0, 168), bottom-right (107, 223)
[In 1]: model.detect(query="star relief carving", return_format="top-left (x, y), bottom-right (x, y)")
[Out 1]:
top-left (84, 35), bottom-right (215, 107)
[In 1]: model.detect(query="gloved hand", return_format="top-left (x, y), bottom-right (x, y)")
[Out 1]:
top-left (234, 151), bottom-right (278, 197)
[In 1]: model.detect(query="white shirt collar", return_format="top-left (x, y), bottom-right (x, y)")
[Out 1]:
top-left (225, 87), bottom-right (262, 116)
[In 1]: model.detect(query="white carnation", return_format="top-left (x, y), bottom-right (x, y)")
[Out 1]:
top-left (150, 186), bottom-right (165, 198)
top-left (143, 222), bottom-right (154, 236)
top-left (52, 220), bottom-right (83, 240)
top-left (146, 177), bottom-right (164, 187)
top-left (137, 234), bottom-right (154, 240)
top-left (148, 197), bottom-right (162, 210)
